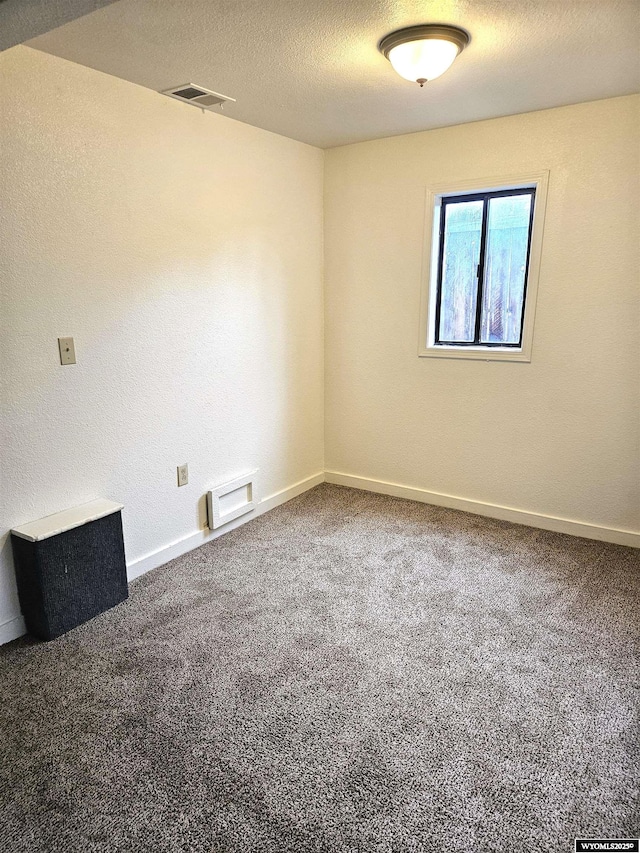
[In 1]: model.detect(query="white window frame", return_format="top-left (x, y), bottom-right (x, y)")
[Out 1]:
top-left (418, 170), bottom-right (549, 362)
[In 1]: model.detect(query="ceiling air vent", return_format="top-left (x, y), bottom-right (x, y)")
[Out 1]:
top-left (162, 84), bottom-right (236, 112)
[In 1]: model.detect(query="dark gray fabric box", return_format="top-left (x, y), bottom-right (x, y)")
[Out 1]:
top-left (11, 502), bottom-right (128, 641)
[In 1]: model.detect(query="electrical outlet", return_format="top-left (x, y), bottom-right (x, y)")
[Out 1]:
top-left (177, 464), bottom-right (188, 487)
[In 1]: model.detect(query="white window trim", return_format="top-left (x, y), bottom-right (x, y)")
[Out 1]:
top-left (418, 170), bottom-right (549, 362)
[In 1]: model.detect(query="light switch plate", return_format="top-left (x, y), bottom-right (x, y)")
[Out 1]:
top-left (58, 337), bottom-right (76, 365)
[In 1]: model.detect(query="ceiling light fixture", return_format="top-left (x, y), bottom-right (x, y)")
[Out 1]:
top-left (378, 24), bottom-right (470, 87)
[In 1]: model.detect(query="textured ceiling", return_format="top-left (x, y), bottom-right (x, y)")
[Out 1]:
top-left (0, 0), bottom-right (120, 51)
top-left (26, 0), bottom-right (640, 148)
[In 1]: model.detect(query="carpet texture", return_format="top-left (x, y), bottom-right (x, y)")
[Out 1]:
top-left (0, 484), bottom-right (638, 853)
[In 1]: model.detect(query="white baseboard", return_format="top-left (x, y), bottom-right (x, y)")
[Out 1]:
top-left (0, 472), bottom-right (325, 646)
top-left (4, 466), bottom-right (635, 648)
top-left (0, 615), bottom-right (26, 645)
top-left (126, 471), bottom-right (325, 583)
top-left (260, 471), bottom-right (325, 513)
top-left (324, 471), bottom-right (640, 548)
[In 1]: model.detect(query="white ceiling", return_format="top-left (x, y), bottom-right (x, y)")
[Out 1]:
top-left (26, 0), bottom-right (640, 149)
top-left (0, 0), bottom-right (120, 51)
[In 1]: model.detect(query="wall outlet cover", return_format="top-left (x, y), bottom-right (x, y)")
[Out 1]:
top-left (58, 337), bottom-right (76, 365)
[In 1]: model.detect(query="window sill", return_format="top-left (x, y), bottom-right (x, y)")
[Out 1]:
top-left (419, 344), bottom-right (531, 363)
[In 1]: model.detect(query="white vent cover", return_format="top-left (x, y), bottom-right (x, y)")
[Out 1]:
top-left (207, 471), bottom-right (257, 530)
top-left (162, 84), bottom-right (236, 111)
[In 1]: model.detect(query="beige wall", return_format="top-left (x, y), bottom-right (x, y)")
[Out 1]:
top-left (1, 46), bottom-right (638, 642)
top-left (324, 96), bottom-right (640, 535)
top-left (0, 46), bottom-right (325, 635)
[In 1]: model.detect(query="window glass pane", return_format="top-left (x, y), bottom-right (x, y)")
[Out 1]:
top-left (438, 200), bottom-right (483, 342)
top-left (480, 193), bottom-right (532, 345)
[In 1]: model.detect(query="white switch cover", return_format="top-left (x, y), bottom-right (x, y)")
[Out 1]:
top-left (58, 337), bottom-right (76, 365)
top-left (177, 464), bottom-right (189, 487)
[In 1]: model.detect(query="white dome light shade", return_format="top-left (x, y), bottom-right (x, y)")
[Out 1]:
top-left (379, 25), bottom-right (470, 87)
top-left (388, 38), bottom-right (460, 83)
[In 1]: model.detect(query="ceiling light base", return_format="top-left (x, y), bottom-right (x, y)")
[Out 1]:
top-left (379, 24), bottom-right (470, 86)
top-left (378, 24), bottom-right (470, 58)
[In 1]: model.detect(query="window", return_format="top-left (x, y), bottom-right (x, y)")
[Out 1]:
top-left (419, 172), bottom-right (548, 362)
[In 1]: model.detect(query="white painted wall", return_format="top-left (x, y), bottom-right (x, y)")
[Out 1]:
top-left (1, 47), bottom-right (637, 644)
top-left (0, 46), bottom-right (324, 638)
top-left (324, 96), bottom-right (640, 537)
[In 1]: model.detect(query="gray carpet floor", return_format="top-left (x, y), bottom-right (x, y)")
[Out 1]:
top-left (0, 483), bottom-right (638, 853)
